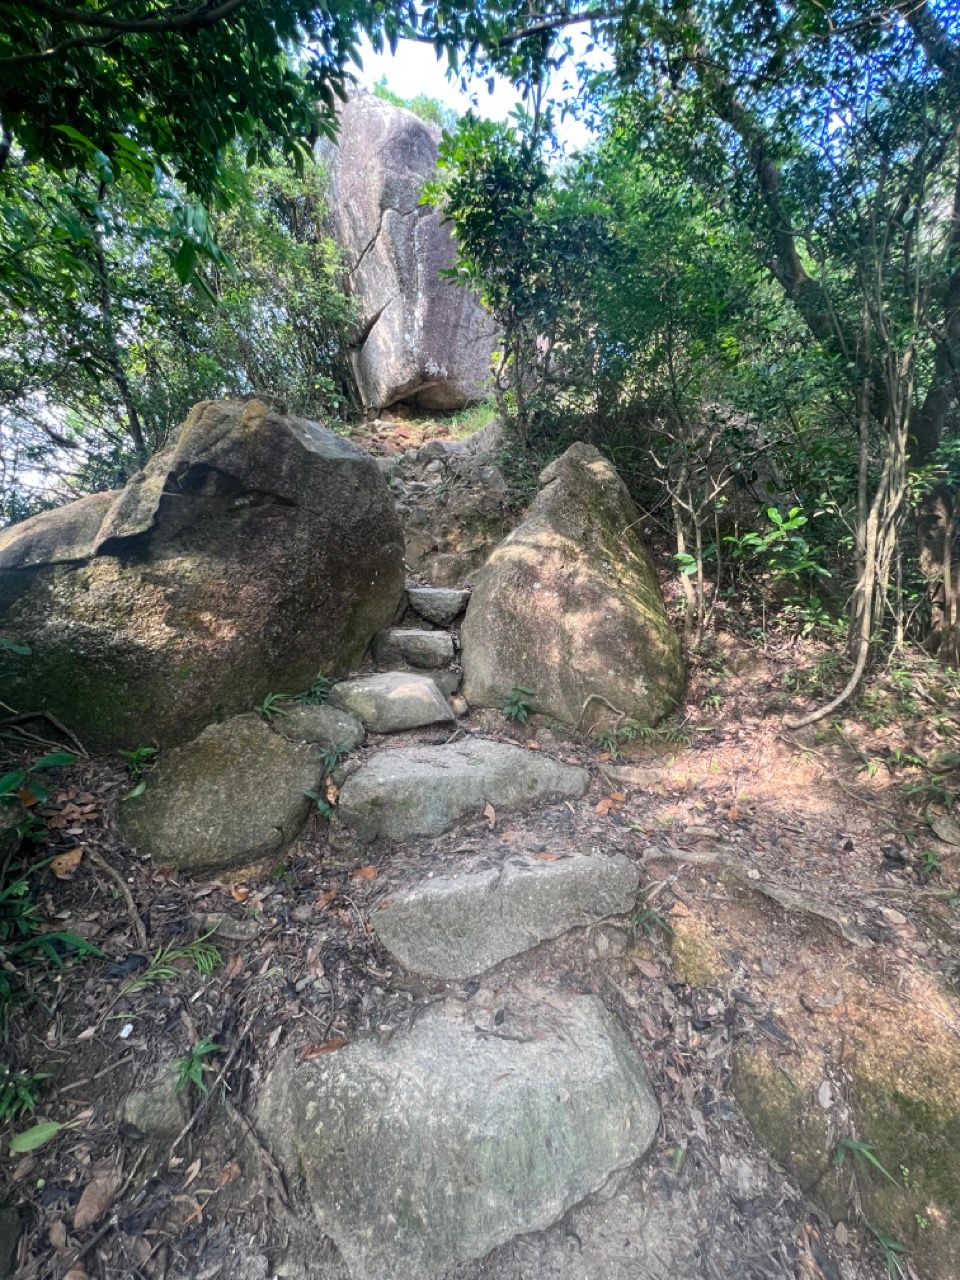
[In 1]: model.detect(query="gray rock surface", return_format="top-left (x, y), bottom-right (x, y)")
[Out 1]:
top-left (257, 994), bottom-right (658, 1280)
top-left (461, 443), bottom-right (683, 731)
top-left (335, 738), bottom-right (588, 843)
top-left (430, 668), bottom-right (461, 698)
top-left (0, 397), bottom-right (404, 749)
top-left (390, 441), bottom-right (512, 585)
top-left (272, 703), bottom-right (364, 751)
top-left (406, 585), bottom-right (471, 625)
top-left (118, 714), bottom-right (323, 874)
top-left (373, 627), bottom-right (454, 669)
top-left (329, 671), bottom-right (454, 733)
top-left (327, 94), bottom-right (497, 412)
top-left (121, 1073), bottom-right (189, 1140)
top-left (374, 851), bottom-right (639, 978)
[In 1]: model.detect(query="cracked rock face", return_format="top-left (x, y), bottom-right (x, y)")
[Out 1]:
top-left (327, 94), bottom-right (498, 412)
top-left (0, 397), bottom-right (404, 749)
top-left (373, 851), bottom-right (640, 978)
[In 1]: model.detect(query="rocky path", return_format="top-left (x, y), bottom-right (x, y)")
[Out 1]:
top-left (7, 420), bottom-right (958, 1280)
top-left (221, 580), bottom-right (886, 1280)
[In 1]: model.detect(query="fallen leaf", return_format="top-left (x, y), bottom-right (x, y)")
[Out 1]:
top-left (229, 885), bottom-right (250, 903)
top-left (526, 742), bottom-right (542, 751)
top-left (224, 953), bottom-right (244, 980)
top-left (182, 1158), bottom-right (202, 1189)
top-left (324, 777), bottom-right (339, 805)
top-left (315, 888), bottom-right (338, 909)
top-left (10, 1120), bottom-right (63, 1154)
top-left (48, 1220), bottom-right (68, 1252)
top-left (534, 852), bottom-right (562, 861)
top-left (595, 797), bottom-right (616, 816)
top-left (817, 1079), bottom-right (833, 1110)
top-left (610, 791), bottom-right (627, 803)
top-left (835, 1222), bottom-right (849, 1246)
top-left (64, 1269), bottom-right (88, 1280)
top-left (350, 866), bottom-right (378, 881)
top-left (299, 1037), bottom-right (347, 1060)
top-left (483, 801), bottom-right (496, 829)
top-left (51, 847), bottom-right (84, 879)
top-left (267, 1025), bottom-right (282, 1050)
top-left (74, 1165), bottom-right (119, 1230)
top-left (633, 958), bottom-right (661, 980)
top-left (727, 806), bottom-right (740, 822)
top-left (218, 1160), bottom-right (242, 1188)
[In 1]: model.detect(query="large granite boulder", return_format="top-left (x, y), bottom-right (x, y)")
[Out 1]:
top-left (327, 94), bottom-right (498, 412)
top-left (257, 994), bottom-right (659, 1280)
top-left (0, 398), bottom-right (404, 749)
top-left (118, 714), bottom-right (324, 874)
top-left (461, 443), bottom-right (684, 730)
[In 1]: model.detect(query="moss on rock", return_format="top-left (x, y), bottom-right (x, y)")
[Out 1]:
top-left (669, 914), bottom-right (728, 988)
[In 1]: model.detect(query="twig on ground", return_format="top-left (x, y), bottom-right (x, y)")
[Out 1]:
top-left (0, 706), bottom-right (88, 756)
top-left (86, 849), bottom-right (148, 949)
top-left (576, 693), bottom-right (626, 732)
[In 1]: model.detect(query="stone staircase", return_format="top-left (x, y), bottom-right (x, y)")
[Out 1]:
top-left (255, 578), bottom-right (661, 1280)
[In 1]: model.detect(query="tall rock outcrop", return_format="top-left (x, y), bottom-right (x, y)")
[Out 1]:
top-left (460, 443), bottom-right (684, 730)
top-left (327, 94), bottom-right (497, 412)
top-left (0, 397), bottom-right (404, 749)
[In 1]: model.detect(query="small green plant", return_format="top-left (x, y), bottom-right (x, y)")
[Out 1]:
top-left (173, 1036), bottom-right (222, 1094)
top-left (595, 721), bottom-right (652, 759)
top-left (867, 1222), bottom-right (907, 1278)
top-left (724, 506), bottom-right (831, 585)
top-left (919, 850), bottom-right (942, 879)
top-left (296, 675), bottom-right (331, 706)
top-left (835, 1138), bottom-right (900, 1187)
top-left (118, 745), bottom-right (156, 779)
top-left (256, 692), bottom-right (291, 720)
top-left (1, 750), bottom-right (77, 840)
top-left (119, 744), bottom-right (157, 799)
top-left (320, 743), bottom-right (348, 775)
top-left (0, 1064), bottom-right (49, 1121)
top-left (121, 931), bottom-right (221, 995)
top-left (503, 686), bottom-right (534, 724)
top-left (304, 790), bottom-right (335, 819)
top-left (0, 856), bottom-right (102, 1023)
top-left (631, 909), bottom-right (673, 940)
top-left (660, 720), bottom-right (695, 748)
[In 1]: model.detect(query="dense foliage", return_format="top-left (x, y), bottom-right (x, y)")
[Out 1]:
top-left (0, 153), bottom-right (355, 519)
top-left (427, 1), bottom-right (960, 687)
top-left (1, 0), bottom-right (958, 693)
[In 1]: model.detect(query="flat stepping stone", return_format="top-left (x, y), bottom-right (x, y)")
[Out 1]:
top-left (271, 702), bottom-right (364, 750)
top-left (374, 851), bottom-right (639, 978)
top-left (373, 627), bottom-right (454, 669)
top-left (335, 738), bottom-right (588, 843)
top-left (406, 584), bottom-right (471, 626)
top-left (257, 994), bottom-right (658, 1280)
top-left (329, 672), bottom-right (454, 734)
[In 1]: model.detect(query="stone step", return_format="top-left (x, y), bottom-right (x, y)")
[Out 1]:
top-left (334, 737), bottom-right (588, 843)
top-left (373, 850), bottom-right (639, 979)
top-left (405, 584), bottom-right (471, 626)
top-left (373, 627), bottom-right (455, 670)
top-left (329, 671), bottom-right (454, 734)
top-left (257, 993), bottom-right (658, 1280)
top-left (271, 702), bottom-right (364, 750)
